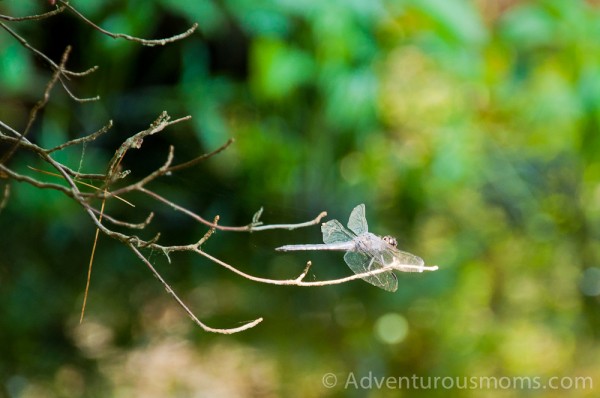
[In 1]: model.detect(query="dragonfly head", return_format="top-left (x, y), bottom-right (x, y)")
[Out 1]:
top-left (383, 235), bottom-right (397, 248)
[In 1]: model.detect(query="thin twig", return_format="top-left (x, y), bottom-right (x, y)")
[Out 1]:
top-left (0, 120), bottom-right (22, 138)
top-left (106, 112), bottom-right (190, 180)
top-left (89, 208), bottom-right (154, 229)
top-left (0, 21), bottom-right (98, 77)
top-left (197, 215), bottom-right (219, 246)
top-left (80, 197), bottom-right (105, 324)
top-left (58, 75), bottom-right (100, 102)
top-left (0, 164), bottom-right (77, 197)
top-left (47, 121), bottom-right (113, 153)
top-left (166, 138), bottom-right (234, 173)
top-left (60, 1), bottom-right (198, 47)
top-left (197, 249), bottom-right (437, 287)
top-left (250, 212), bottom-right (329, 231)
top-left (128, 243), bottom-right (263, 334)
top-left (124, 145), bottom-right (175, 189)
top-left (0, 183), bottom-right (10, 215)
top-left (296, 261), bottom-right (313, 282)
top-left (27, 166), bottom-right (134, 207)
top-left (136, 186), bottom-right (327, 232)
top-left (0, 5), bottom-right (67, 21)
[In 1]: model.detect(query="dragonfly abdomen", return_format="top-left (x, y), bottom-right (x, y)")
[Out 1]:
top-left (275, 242), bottom-right (355, 252)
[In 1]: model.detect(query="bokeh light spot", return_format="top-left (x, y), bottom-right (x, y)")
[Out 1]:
top-left (374, 313), bottom-right (409, 345)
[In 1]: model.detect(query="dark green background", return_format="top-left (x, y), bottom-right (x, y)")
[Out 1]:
top-left (1, 0), bottom-right (599, 396)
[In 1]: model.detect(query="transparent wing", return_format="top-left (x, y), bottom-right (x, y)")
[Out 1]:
top-left (347, 204), bottom-right (368, 235)
top-left (344, 251), bottom-right (398, 292)
top-left (321, 219), bottom-right (355, 244)
top-left (377, 246), bottom-right (425, 272)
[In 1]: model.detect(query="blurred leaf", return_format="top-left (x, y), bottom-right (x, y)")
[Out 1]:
top-left (407, 0), bottom-right (488, 45)
top-left (250, 37), bottom-right (314, 101)
top-left (0, 43), bottom-right (33, 94)
top-left (321, 67), bottom-right (378, 130)
top-left (499, 4), bottom-right (556, 48)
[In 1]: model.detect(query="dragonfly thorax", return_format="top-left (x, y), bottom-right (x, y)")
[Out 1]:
top-left (382, 235), bottom-right (397, 248)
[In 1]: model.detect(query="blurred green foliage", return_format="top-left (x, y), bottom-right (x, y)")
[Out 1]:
top-left (1, 0), bottom-right (600, 396)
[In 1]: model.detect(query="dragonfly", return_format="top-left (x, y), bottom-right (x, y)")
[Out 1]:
top-left (276, 204), bottom-right (438, 292)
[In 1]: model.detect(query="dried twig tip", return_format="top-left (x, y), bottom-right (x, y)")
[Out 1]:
top-left (296, 261), bottom-right (313, 282)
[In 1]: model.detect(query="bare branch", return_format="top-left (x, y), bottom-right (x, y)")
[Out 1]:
top-left (59, 1), bottom-right (198, 47)
top-left (0, 5), bottom-right (67, 22)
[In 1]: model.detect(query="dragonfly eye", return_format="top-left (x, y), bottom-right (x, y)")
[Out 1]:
top-left (383, 235), bottom-right (397, 247)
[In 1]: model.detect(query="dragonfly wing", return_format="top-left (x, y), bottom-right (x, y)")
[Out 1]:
top-left (322, 219), bottom-right (355, 244)
top-left (344, 251), bottom-right (398, 292)
top-left (384, 247), bottom-right (425, 272)
top-left (347, 204), bottom-right (368, 235)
